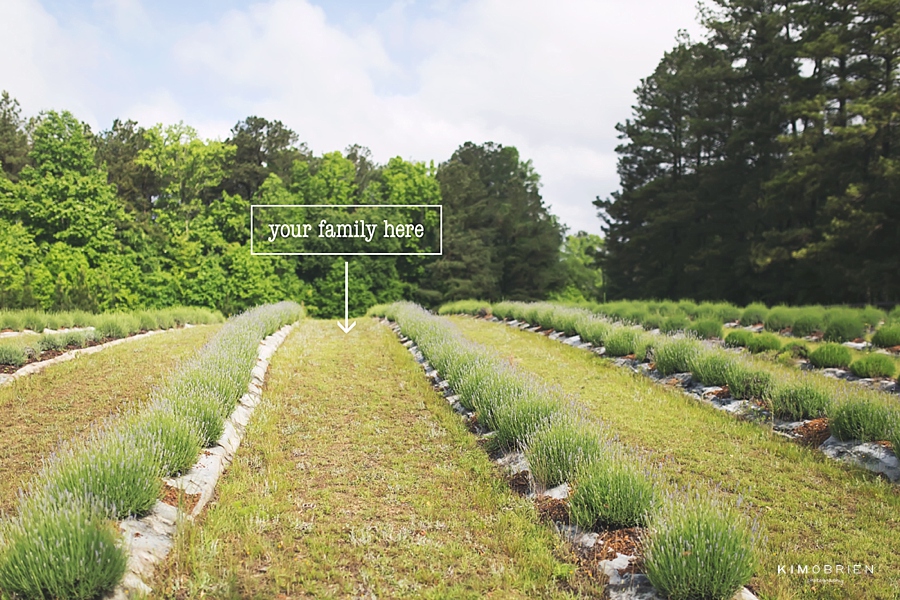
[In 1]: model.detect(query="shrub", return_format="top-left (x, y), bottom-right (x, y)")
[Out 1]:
top-left (623, 308), bottom-right (649, 326)
top-left (763, 307), bottom-right (795, 332)
top-left (824, 312), bottom-right (864, 342)
top-left (136, 310), bottom-right (160, 331)
top-left (489, 392), bottom-right (561, 451)
top-left (20, 310), bottom-right (48, 333)
top-left (747, 332), bottom-right (782, 354)
top-left (653, 338), bottom-right (700, 375)
top-left (438, 300), bottom-right (491, 317)
top-left (890, 306), bottom-right (900, 325)
top-left (829, 398), bottom-right (897, 443)
top-left (0, 491), bottom-right (127, 599)
top-left (714, 304), bottom-right (742, 324)
top-left (0, 343), bottom-right (27, 367)
top-left (569, 455), bottom-right (656, 529)
top-left (94, 315), bottom-right (131, 339)
top-left (860, 305), bottom-right (885, 329)
top-left (724, 330), bottom-right (753, 348)
top-left (677, 300), bottom-right (699, 318)
top-left (60, 330), bottom-right (90, 348)
top-left (37, 332), bottom-right (66, 352)
top-left (643, 492), bottom-right (757, 600)
top-left (809, 343), bottom-right (852, 369)
top-left (524, 416), bottom-right (607, 489)
top-left (578, 318), bottom-right (611, 346)
top-left (850, 354), bottom-right (896, 379)
top-left (122, 408), bottom-right (202, 477)
top-left (604, 327), bottom-right (645, 357)
top-left (36, 429), bottom-right (163, 519)
top-left (642, 313), bottom-right (663, 331)
top-left (769, 379), bottom-right (831, 420)
top-left (660, 315), bottom-right (690, 333)
top-left (739, 303), bottom-right (768, 326)
top-left (780, 341), bottom-right (809, 358)
top-left (791, 310), bottom-right (825, 337)
top-left (0, 311), bottom-right (23, 331)
top-left (690, 350), bottom-right (735, 386)
top-left (725, 363), bottom-right (774, 401)
top-left (872, 325), bottom-right (900, 348)
top-left (688, 319), bottom-right (723, 340)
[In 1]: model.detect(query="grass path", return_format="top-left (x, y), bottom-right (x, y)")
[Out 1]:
top-left (451, 316), bottom-right (900, 600)
top-left (0, 324), bottom-right (220, 513)
top-left (153, 319), bottom-right (589, 600)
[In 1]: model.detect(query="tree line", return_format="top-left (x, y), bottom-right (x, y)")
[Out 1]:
top-left (0, 92), bottom-right (602, 317)
top-left (598, 0), bottom-right (899, 306)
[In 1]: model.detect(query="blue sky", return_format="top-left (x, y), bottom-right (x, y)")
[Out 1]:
top-left (2, 0), bottom-right (706, 235)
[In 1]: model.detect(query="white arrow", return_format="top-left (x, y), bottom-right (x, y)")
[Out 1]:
top-left (337, 261), bottom-right (356, 334)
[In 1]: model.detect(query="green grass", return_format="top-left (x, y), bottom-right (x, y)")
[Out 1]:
top-left (872, 324), bottom-right (900, 348)
top-left (450, 316), bottom-right (900, 599)
top-left (0, 325), bottom-right (220, 513)
top-left (153, 319), bottom-right (588, 599)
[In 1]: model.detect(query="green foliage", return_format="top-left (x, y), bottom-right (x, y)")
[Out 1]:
top-left (746, 332), bottom-right (782, 354)
top-left (739, 304), bottom-right (769, 326)
top-left (850, 354), bottom-right (896, 379)
top-left (791, 311), bottom-right (824, 337)
top-left (780, 341), bottom-right (809, 359)
top-left (524, 416), bottom-right (607, 489)
top-left (643, 492), bottom-right (756, 600)
top-left (823, 313), bottom-right (865, 343)
top-left (872, 325), bottom-right (900, 348)
top-left (725, 364), bottom-right (774, 401)
top-left (422, 142), bottom-right (564, 304)
top-left (690, 349), bottom-right (734, 386)
top-left (0, 342), bottom-right (26, 366)
top-left (829, 399), bottom-right (897, 443)
top-left (35, 429), bottom-right (163, 519)
top-left (809, 344), bottom-right (852, 369)
top-left (604, 327), bottom-right (648, 358)
top-left (0, 492), bottom-right (127, 600)
top-left (438, 300), bottom-right (492, 316)
top-left (687, 319), bottom-right (723, 340)
top-left (860, 306), bottom-right (885, 329)
top-left (763, 307), bottom-right (794, 332)
top-left (569, 455), bottom-right (656, 529)
top-left (122, 409), bottom-right (202, 477)
top-left (714, 304), bottom-right (742, 323)
top-left (724, 330), bottom-right (753, 348)
top-left (556, 231), bottom-right (604, 301)
top-left (37, 332), bottom-right (65, 352)
top-left (660, 314), bottom-right (690, 333)
top-left (653, 337), bottom-right (700, 375)
top-left (769, 378), bottom-right (831, 420)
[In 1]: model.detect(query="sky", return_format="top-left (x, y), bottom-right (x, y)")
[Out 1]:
top-left (1, 0), bottom-right (707, 235)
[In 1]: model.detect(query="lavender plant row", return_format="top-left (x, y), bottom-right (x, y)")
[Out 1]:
top-left (372, 302), bottom-right (758, 600)
top-left (454, 301), bottom-right (900, 457)
top-left (0, 301), bottom-right (303, 600)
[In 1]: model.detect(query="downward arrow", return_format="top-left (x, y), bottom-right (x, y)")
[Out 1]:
top-left (337, 261), bottom-right (356, 334)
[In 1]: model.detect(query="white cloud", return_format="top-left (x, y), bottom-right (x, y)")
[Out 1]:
top-left (0, 0), bottom-right (103, 123)
top-left (2, 0), bottom-right (705, 234)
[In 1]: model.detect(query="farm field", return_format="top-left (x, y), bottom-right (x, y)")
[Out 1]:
top-left (153, 318), bottom-right (586, 599)
top-left (449, 315), bottom-right (900, 600)
top-left (0, 324), bottom-right (221, 513)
